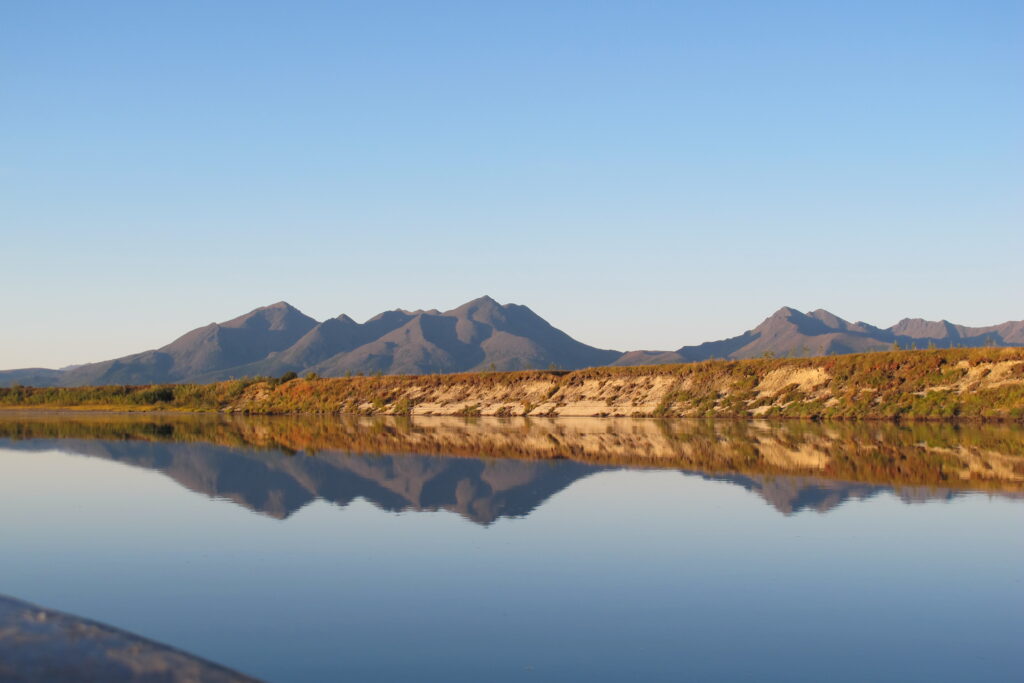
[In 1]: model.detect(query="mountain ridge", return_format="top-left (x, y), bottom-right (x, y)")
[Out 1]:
top-left (1, 298), bottom-right (1022, 386)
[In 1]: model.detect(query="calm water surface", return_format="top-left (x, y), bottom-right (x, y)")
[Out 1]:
top-left (0, 414), bottom-right (1021, 682)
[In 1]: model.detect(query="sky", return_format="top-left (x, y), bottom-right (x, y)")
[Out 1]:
top-left (2, 1), bottom-right (1022, 369)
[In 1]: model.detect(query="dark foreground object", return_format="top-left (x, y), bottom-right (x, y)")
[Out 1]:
top-left (0, 595), bottom-right (260, 682)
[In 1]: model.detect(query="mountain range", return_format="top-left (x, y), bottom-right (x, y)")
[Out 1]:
top-left (2, 296), bottom-right (1022, 386)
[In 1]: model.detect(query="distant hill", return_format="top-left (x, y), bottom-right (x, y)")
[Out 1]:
top-left (0, 368), bottom-right (66, 387)
top-left (612, 306), bottom-right (1024, 365)
top-left (1, 299), bottom-right (1021, 386)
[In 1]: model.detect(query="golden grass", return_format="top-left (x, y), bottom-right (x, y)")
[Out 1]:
top-left (3, 347), bottom-right (1024, 421)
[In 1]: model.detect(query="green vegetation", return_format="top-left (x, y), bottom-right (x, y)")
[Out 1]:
top-left (0, 378), bottom-right (266, 411)
top-left (2, 348), bottom-right (1023, 422)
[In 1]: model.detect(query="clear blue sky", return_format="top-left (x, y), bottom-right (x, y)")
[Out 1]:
top-left (3, 1), bottom-right (1022, 368)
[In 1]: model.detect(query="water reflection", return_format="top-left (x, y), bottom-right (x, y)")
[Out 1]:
top-left (1, 414), bottom-right (1021, 683)
top-left (0, 413), bottom-right (1021, 520)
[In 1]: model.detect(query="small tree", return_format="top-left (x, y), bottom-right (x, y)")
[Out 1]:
top-left (280, 371), bottom-right (298, 382)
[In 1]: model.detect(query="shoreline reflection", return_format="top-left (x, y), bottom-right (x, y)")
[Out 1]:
top-left (0, 413), bottom-right (1021, 521)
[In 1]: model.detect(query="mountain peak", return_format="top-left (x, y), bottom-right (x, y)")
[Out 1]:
top-left (888, 318), bottom-right (959, 340)
top-left (748, 306), bottom-right (842, 341)
top-left (367, 309), bottom-right (413, 321)
top-left (755, 307), bottom-right (806, 329)
top-left (463, 294), bottom-right (500, 307)
top-left (807, 309), bottom-right (852, 331)
top-left (222, 302), bottom-right (316, 332)
top-left (244, 301), bottom-right (306, 318)
top-left (446, 295), bottom-right (504, 317)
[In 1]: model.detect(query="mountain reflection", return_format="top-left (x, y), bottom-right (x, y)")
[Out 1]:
top-left (0, 414), bottom-right (1021, 521)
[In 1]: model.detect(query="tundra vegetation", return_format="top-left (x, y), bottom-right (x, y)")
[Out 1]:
top-left (2, 348), bottom-right (1023, 421)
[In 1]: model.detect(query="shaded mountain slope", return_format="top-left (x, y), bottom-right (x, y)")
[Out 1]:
top-left (311, 296), bottom-right (621, 375)
top-left (199, 311), bottom-right (415, 381)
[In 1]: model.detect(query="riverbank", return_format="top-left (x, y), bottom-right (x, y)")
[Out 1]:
top-left (2, 348), bottom-right (1023, 421)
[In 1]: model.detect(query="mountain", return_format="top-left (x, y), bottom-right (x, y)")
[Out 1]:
top-left (613, 306), bottom-right (1024, 365)
top-left (6, 296), bottom-right (620, 386)
top-left (889, 317), bottom-right (1024, 345)
top-left (679, 307), bottom-right (895, 360)
top-left (222, 295), bottom-right (621, 379)
top-left (2, 299), bottom-right (1022, 386)
top-left (59, 302), bottom-right (318, 386)
top-left (308, 296), bottom-right (620, 376)
top-left (0, 368), bottom-right (65, 387)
